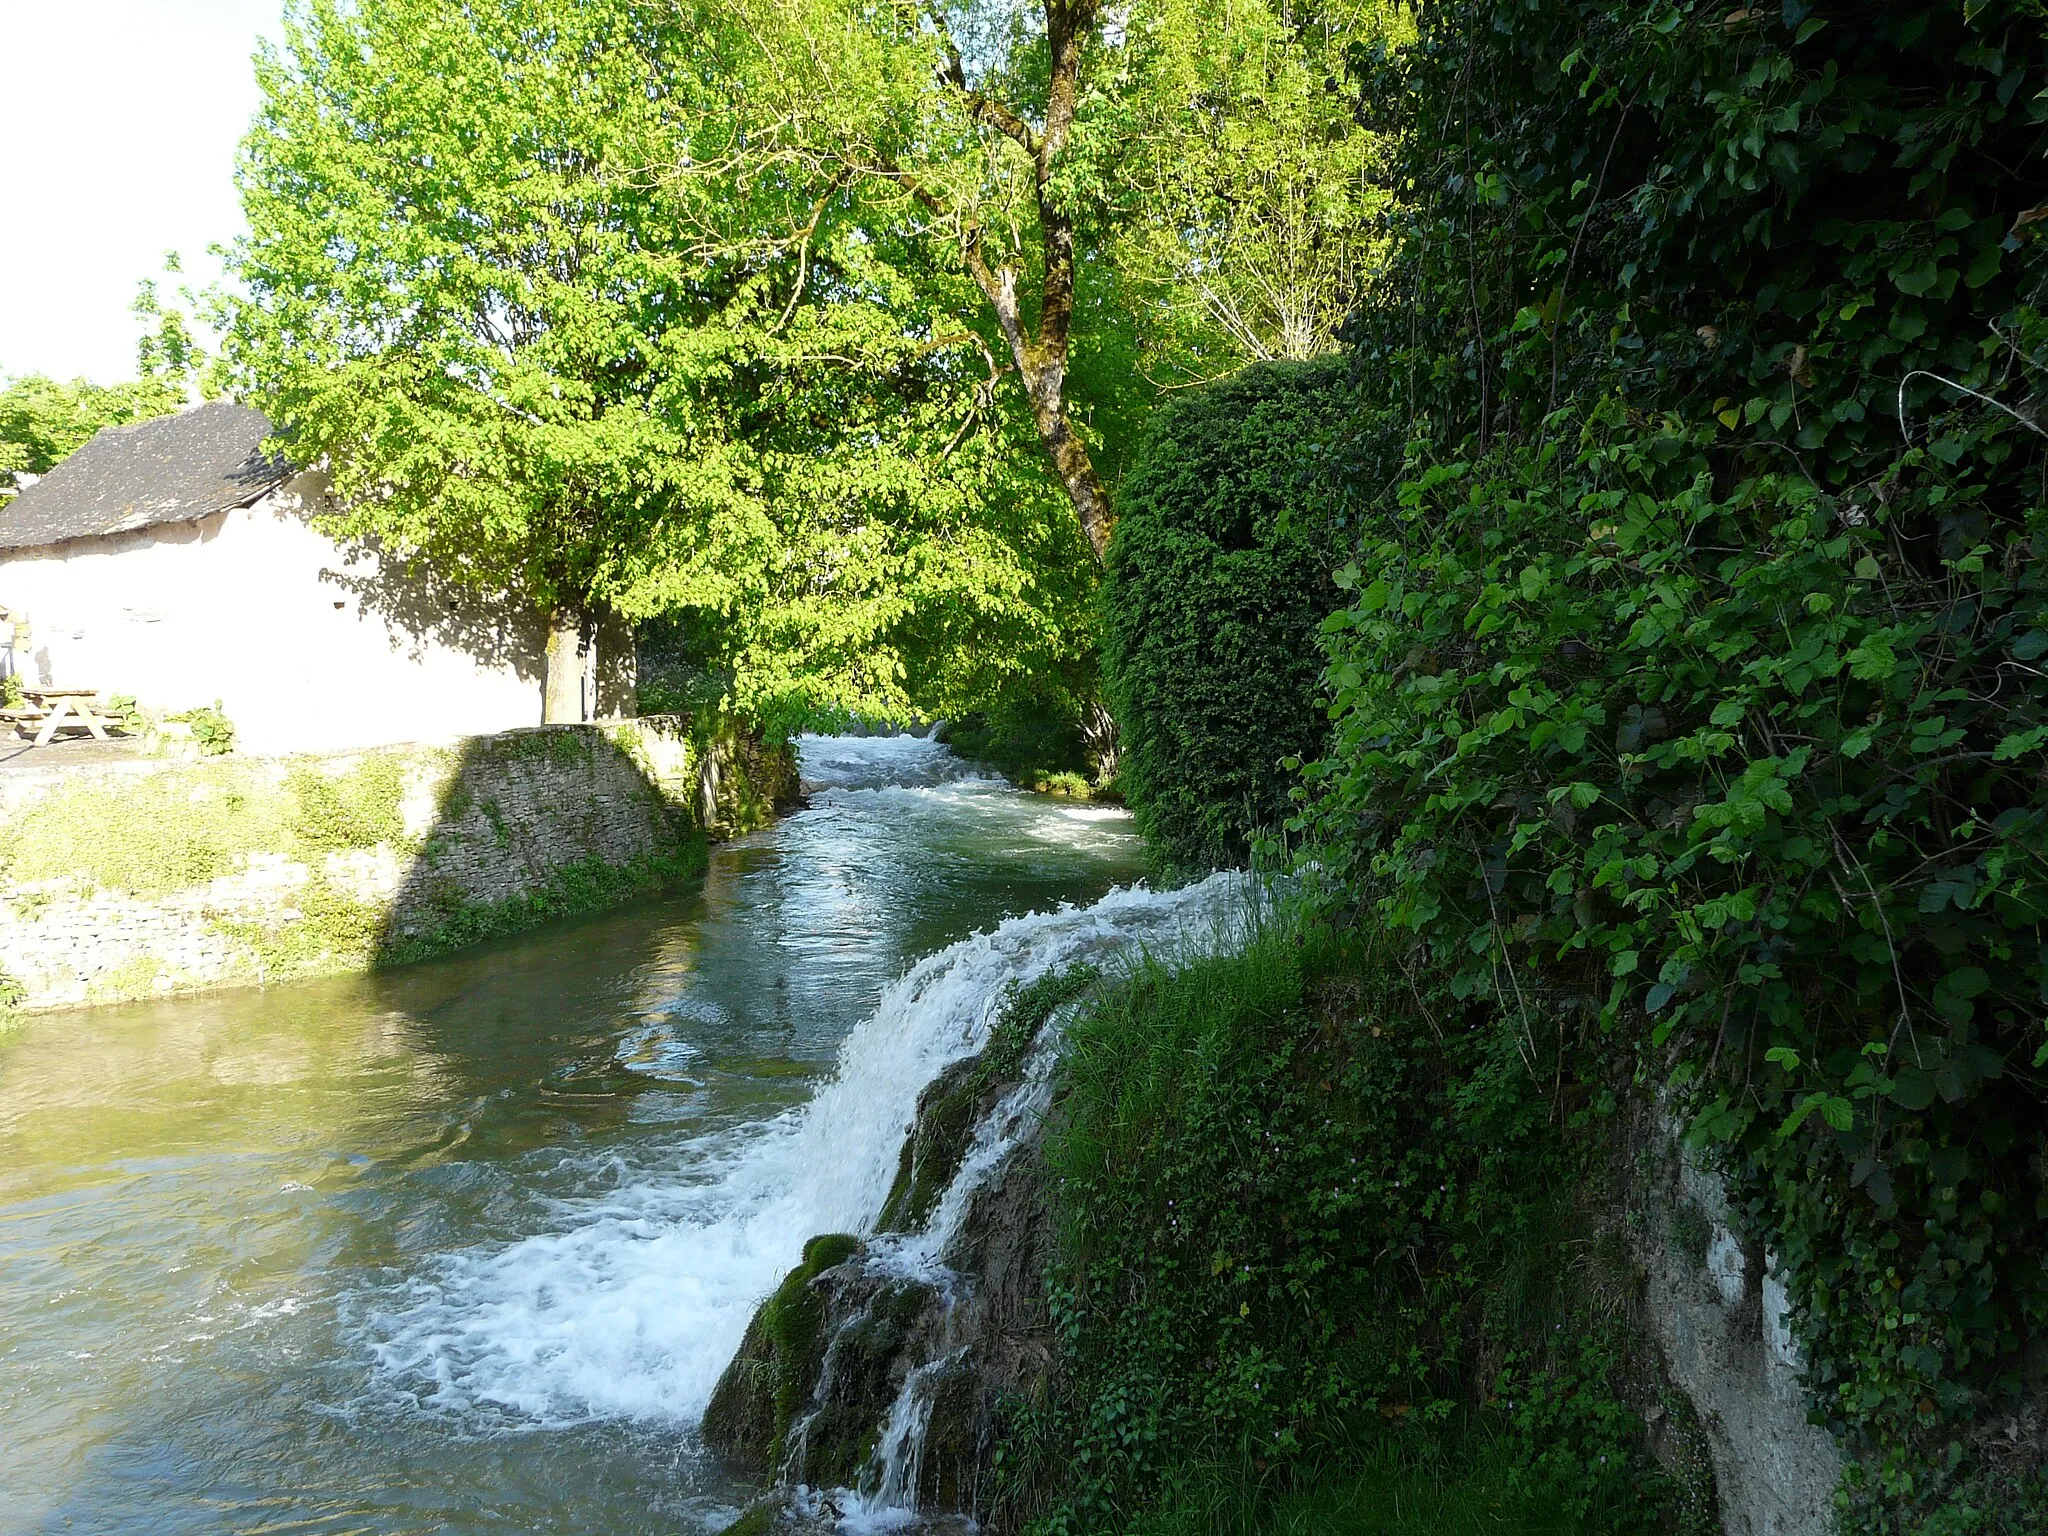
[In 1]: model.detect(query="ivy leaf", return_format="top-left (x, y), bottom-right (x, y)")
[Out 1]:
top-left (1846, 640), bottom-right (1898, 680)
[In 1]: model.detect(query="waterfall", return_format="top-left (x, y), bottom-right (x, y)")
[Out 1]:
top-left (361, 868), bottom-right (1249, 1435)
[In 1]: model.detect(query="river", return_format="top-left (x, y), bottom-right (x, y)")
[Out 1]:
top-left (0, 735), bottom-right (1162, 1535)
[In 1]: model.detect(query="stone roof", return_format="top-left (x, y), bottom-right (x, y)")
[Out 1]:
top-left (0, 399), bottom-right (293, 553)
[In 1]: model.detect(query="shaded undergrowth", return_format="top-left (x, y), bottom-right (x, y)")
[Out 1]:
top-left (1002, 918), bottom-right (1714, 1536)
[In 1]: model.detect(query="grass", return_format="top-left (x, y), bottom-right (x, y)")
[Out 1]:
top-left (1020, 909), bottom-right (1709, 1536)
top-left (1129, 1441), bottom-right (1588, 1536)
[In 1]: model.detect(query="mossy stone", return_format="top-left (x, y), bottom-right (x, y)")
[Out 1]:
top-left (702, 1233), bottom-right (863, 1470)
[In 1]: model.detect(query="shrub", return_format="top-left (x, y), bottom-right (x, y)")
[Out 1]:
top-left (169, 701), bottom-right (236, 756)
top-left (1100, 359), bottom-right (1350, 872)
top-left (939, 675), bottom-right (1093, 786)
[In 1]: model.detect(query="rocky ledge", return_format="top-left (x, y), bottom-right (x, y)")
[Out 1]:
top-left (702, 969), bottom-right (1096, 1528)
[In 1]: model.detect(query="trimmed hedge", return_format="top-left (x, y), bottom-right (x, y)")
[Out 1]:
top-left (1100, 360), bottom-right (1350, 871)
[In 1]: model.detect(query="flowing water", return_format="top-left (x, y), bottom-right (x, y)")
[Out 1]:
top-left (0, 735), bottom-right (1217, 1536)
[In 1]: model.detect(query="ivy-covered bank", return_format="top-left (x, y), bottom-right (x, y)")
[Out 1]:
top-left (0, 716), bottom-right (795, 1012)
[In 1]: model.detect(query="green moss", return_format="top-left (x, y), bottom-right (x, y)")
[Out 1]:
top-left (378, 838), bottom-right (708, 967)
top-left (703, 1233), bottom-right (864, 1471)
top-left (210, 874), bottom-right (385, 981)
top-left (878, 1062), bottom-right (978, 1235)
top-left (502, 726), bottom-right (594, 765)
top-left (879, 966), bottom-right (1098, 1235)
top-left (714, 1502), bottom-right (779, 1536)
top-left (1, 766), bottom-right (289, 897)
top-left (764, 1234), bottom-right (862, 1462)
top-left (287, 754), bottom-right (406, 853)
top-left (91, 954), bottom-right (164, 1003)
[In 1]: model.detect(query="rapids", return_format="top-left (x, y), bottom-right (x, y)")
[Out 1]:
top-left (0, 735), bottom-right (1218, 1534)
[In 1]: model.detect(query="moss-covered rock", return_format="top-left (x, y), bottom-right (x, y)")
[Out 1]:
top-left (701, 970), bottom-right (1099, 1521)
top-left (702, 1233), bottom-right (863, 1471)
top-left (877, 1058), bottom-right (981, 1235)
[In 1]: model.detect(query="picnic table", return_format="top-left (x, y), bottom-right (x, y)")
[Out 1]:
top-left (2, 688), bottom-right (118, 746)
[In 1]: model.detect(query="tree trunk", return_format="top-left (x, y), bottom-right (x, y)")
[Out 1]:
top-left (543, 605), bottom-right (586, 723)
top-left (1018, 344), bottom-right (1113, 561)
top-left (905, 0), bottom-right (1113, 562)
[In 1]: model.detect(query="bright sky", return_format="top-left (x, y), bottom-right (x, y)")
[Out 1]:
top-left (0, 0), bottom-right (285, 385)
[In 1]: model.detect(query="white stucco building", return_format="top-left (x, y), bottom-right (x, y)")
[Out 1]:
top-left (0, 401), bottom-right (559, 754)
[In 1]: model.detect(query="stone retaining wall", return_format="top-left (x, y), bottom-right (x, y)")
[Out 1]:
top-left (0, 716), bottom-right (795, 1012)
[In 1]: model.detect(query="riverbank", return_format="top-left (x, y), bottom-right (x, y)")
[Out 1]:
top-left (0, 714), bottom-right (796, 1012)
top-left (0, 733), bottom-right (1148, 1533)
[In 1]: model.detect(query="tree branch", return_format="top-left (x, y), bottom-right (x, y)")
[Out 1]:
top-left (923, 3), bottom-right (1039, 157)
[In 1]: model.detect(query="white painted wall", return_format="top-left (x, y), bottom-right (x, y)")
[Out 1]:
top-left (0, 474), bottom-right (548, 754)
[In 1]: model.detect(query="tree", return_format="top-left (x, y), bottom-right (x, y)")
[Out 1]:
top-left (690, 0), bottom-right (1394, 561)
top-left (2, 261), bottom-right (209, 498)
top-left (226, 0), bottom-right (1102, 731)
top-left (225, 0), bottom-right (719, 721)
top-left (1109, 2), bottom-right (1393, 365)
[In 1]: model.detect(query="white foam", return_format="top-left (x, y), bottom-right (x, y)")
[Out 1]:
top-left (359, 871), bottom-right (1248, 1429)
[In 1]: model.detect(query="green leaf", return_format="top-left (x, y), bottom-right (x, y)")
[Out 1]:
top-left (1994, 727), bottom-right (2048, 761)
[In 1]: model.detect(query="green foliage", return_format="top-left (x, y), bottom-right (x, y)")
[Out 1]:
top-left (168, 703), bottom-right (235, 756)
top-left (1298, 3), bottom-right (2048, 1528)
top-left (1119, 1440), bottom-right (1591, 1536)
top-left (941, 678), bottom-right (1093, 790)
top-left (225, 0), bottom-right (1102, 734)
top-left (1016, 924), bottom-right (1698, 1536)
top-left (1101, 360), bottom-right (1351, 871)
top-left (1106, 2), bottom-right (1399, 368)
top-left (0, 258), bottom-right (210, 497)
top-left (1, 673), bottom-right (23, 710)
top-left (0, 373), bottom-right (183, 497)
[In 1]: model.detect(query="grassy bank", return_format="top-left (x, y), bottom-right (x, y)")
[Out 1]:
top-left (1004, 919), bottom-right (1714, 1536)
